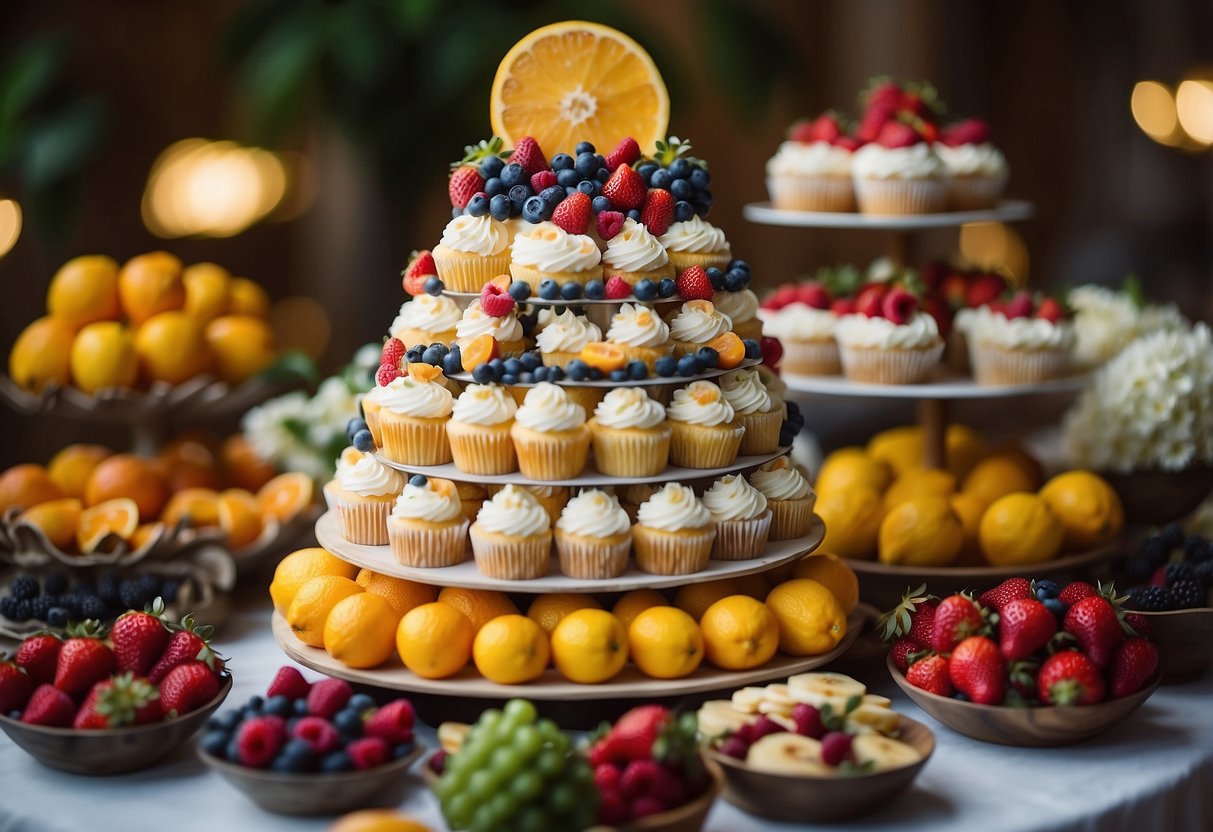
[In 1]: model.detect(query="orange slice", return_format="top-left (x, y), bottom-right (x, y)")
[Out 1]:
top-left (19, 498), bottom-right (83, 551)
top-left (162, 487), bottom-right (221, 528)
top-left (706, 332), bottom-right (745, 370)
top-left (78, 498), bottom-right (140, 553)
top-left (218, 488), bottom-right (264, 550)
top-left (580, 341), bottom-right (626, 373)
top-left (461, 334), bottom-right (499, 371)
top-left (257, 472), bottom-right (314, 522)
top-left (131, 522), bottom-right (165, 551)
top-left (490, 21), bottom-right (670, 156)
top-left (408, 362), bottom-right (443, 383)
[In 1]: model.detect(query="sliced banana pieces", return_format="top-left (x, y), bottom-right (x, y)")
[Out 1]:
top-left (697, 699), bottom-right (753, 738)
top-left (731, 686), bottom-right (767, 714)
top-left (851, 734), bottom-right (923, 772)
top-left (437, 721), bottom-right (469, 754)
top-left (745, 733), bottom-right (831, 776)
top-left (845, 703), bottom-right (902, 735)
top-left (788, 672), bottom-right (867, 712)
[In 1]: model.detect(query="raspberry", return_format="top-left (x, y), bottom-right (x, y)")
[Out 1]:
top-left (479, 284), bottom-right (516, 318)
top-left (791, 703), bottom-right (825, 739)
top-left (376, 363), bottom-right (402, 387)
top-left (346, 736), bottom-right (390, 770)
top-left (596, 210), bottom-right (626, 241)
top-left (380, 338), bottom-right (406, 369)
top-left (364, 699), bottom-right (415, 744)
top-left (674, 265), bottom-right (713, 301)
top-left (306, 678), bottom-right (352, 719)
top-left (292, 716), bottom-right (340, 755)
top-left (604, 276), bottom-right (632, 299)
top-left (820, 731), bottom-right (854, 766)
top-left (597, 788), bottom-right (631, 825)
top-left (266, 666), bottom-right (311, 700)
top-left (530, 170), bottom-right (557, 193)
top-left (237, 716), bottom-right (287, 768)
top-left (620, 758), bottom-right (685, 809)
top-left (594, 762), bottom-right (621, 792)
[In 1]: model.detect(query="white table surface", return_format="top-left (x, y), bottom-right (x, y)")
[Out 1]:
top-left (1, 598), bottom-right (1211, 832)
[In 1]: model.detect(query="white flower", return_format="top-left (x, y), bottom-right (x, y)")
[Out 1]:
top-left (1069, 284), bottom-right (1190, 366)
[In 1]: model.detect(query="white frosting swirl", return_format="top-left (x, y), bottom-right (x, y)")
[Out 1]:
top-left (475, 484), bottom-right (550, 536)
top-left (535, 309), bottom-right (602, 354)
top-left (602, 219), bottom-right (669, 272)
top-left (510, 221), bottom-right (602, 272)
top-left (451, 383), bottom-right (517, 426)
top-left (750, 460), bottom-right (811, 501)
top-left (669, 301), bottom-right (733, 344)
top-left (439, 214), bottom-right (509, 255)
top-left (657, 216), bottom-right (729, 254)
top-left (515, 382), bottom-right (586, 432)
top-left (392, 478), bottom-right (462, 522)
top-left (712, 289), bottom-right (759, 324)
top-left (456, 299), bottom-right (524, 342)
top-left (835, 312), bottom-right (941, 349)
top-left (593, 388), bottom-right (666, 429)
top-left (336, 452), bottom-right (403, 498)
top-left (636, 483), bottom-right (713, 531)
top-left (534, 307), bottom-right (558, 333)
top-left (702, 474), bottom-right (768, 522)
top-left (606, 303), bottom-right (670, 348)
top-left (375, 375), bottom-right (454, 418)
top-left (759, 303), bottom-right (836, 341)
top-left (852, 143), bottom-right (945, 180)
top-left (557, 488), bottom-right (631, 538)
top-left (389, 295), bottom-right (462, 339)
top-left (720, 369), bottom-right (774, 415)
top-left (765, 141), bottom-right (854, 177)
top-left (968, 306), bottom-right (1075, 350)
top-left (934, 142), bottom-right (1008, 178)
top-left (666, 381), bottom-right (735, 427)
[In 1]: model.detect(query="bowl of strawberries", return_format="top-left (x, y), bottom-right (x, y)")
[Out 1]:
top-left (0, 603), bottom-right (231, 773)
top-left (882, 578), bottom-right (1161, 746)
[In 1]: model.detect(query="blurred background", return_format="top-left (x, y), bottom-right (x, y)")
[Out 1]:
top-left (1, 0), bottom-right (1211, 463)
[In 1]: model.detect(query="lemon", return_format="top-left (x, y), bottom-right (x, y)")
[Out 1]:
top-left (46, 255), bottom-right (122, 327)
top-left (204, 315), bottom-right (276, 384)
top-left (69, 322), bottom-right (138, 394)
top-left (287, 575), bottom-right (363, 648)
top-left (867, 424), bottom-right (986, 478)
top-left (361, 573), bottom-right (438, 618)
top-left (323, 592), bottom-right (400, 669)
top-left (437, 587), bottom-right (519, 632)
top-left (792, 553), bottom-right (859, 614)
top-left (815, 447), bottom-right (892, 495)
top-left (118, 251), bottom-right (185, 326)
top-left (700, 595), bottom-right (780, 670)
top-left (1039, 471), bottom-right (1124, 550)
top-left (526, 593), bottom-right (601, 635)
top-left (674, 578), bottom-right (742, 621)
top-left (611, 588), bottom-right (667, 631)
top-left (884, 468), bottom-right (956, 511)
top-left (182, 262), bottom-right (231, 324)
top-left (816, 484), bottom-right (883, 560)
top-left (550, 609), bottom-right (628, 684)
top-left (9, 317), bottom-right (76, 392)
top-left (950, 491), bottom-right (988, 565)
top-left (979, 492), bottom-right (1065, 566)
top-left (135, 311), bottom-right (212, 384)
top-left (397, 602), bottom-right (474, 679)
top-left (962, 456), bottom-right (1039, 506)
top-left (330, 810), bottom-right (433, 832)
top-left (227, 277), bottom-right (270, 317)
top-left (878, 496), bottom-right (964, 566)
top-left (472, 614), bottom-right (550, 685)
top-left (270, 547), bottom-right (358, 614)
top-left (627, 606), bottom-right (703, 679)
top-left (765, 579), bottom-right (847, 656)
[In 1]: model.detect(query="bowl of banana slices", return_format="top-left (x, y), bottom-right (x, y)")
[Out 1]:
top-left (698, 672), bottom-right (934, 822)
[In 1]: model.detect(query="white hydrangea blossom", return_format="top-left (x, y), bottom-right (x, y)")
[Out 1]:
top-left (1064, 323), bottom-right (1213, 473)
top-left (1069, 284), bottom-right (1187, 366)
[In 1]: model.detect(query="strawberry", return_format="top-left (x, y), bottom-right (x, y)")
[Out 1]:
top-left (376, 362), bottom-right (402, 387)
top-left (1109, 637), bottom-right (1158, 698)
top-left (674, 266), bottom-right (713, 301)
top-left (0, 657), bottom-right (32, 714)
top-left (877, 586), bottom-right (936, 645)
top-left (1007, 659), bottom-right (1040, 701)
top-left (479, 282), bottom-right (516, 317)
top-left (790, 283), bottom-right (828, 310)
top-left (448, 166), bottom-right (484, 210)
top-left (1037, 650), bottom-right (1104, 705)
top-left (876, 121), bottom-right (922, 149)
top-left (1063, 596), bottom-right (1124, 668)
top-left (594, 762), bottom-right (621, 792)
top-left (930, 594), bottom-right (984, 653)
top-left (602, 164), bottom-right (646, 211)
top-left (805, 113), bottom-right (842, 143)
top-left (1124, 612), bottom-right (1152, 637)
top-left (865, 80), bottom-right (903, 112)
top-left (1036, 297), bottom-right (1064, 324)
top-left (237, 715), bottom-right (287, 768)
top-left (1003, 291), bottom-right (1034, 319)
top-left (854, 284), bottom-right (888, 318)
top-left (598, 789), bottom-right (629, 825)
top-left (906, 654), bottom-right (953, 697)
top-left (148, 615), bottom-right (217, 684)
top-left (908, 599), bottom-right (938, 645)
top-left (856, 103), bottom-right (896, 142)
top-left (530, 170), bottom-right (557, 193)
top-left (54, 622), bottom-right (115, 697)
top-left (919, 261), bottom-right (948, 291)
top-left (365, 699), bottom-right (415, 743)
top-left (787, 119), bottom-right (816, 143)
top-left (942, 117), bottom-right (992, 147)
top-left (923, 295), bottom-right (953, 337)
top-left (293, 716), bottom-right (341, 754)
top-left (159, 661), bottom-right (220, 716)
top-left (401, 250), bottom-right (437, 296)
top-left (380, 337), bottom-right (406, 370)
top-left (597, 209), bottom-right (626, 241)
top-left (998, 598), bottom-right (1057, 661)
top-left (759, 336), bottom-right (783, 369)
top-left (510, 136), bottom-right (548, 176)
top-left (832, 135), bottom-right (863, 152)
top-left (965, 274), bottom-right (1007, 308)
top-left (604, 276), bottom-right (632, 300)
top-left (881, 287), bottom-right (918, 324)
top-left (552, 192), bottom-right (592, 235)
top-left (605, 136), bottom-right (641, 171)
top-left (15, 634), bottom-right (60, 686)
top-left (619, 758), bottom-right (685, 810)
top-left (307, 677), bottom-right (353, 718)
top-left (978, 577), bottom-right (1032, 612)
top-left (763, 285), bottom-right (800, 310)
top-left (21, 683), bottom-right (74, 726)
top-left (74, 672), bottom-right (161, 728)
top-left (266, 665), bottom-right (311, 700)
top-left (1058, 581), bottom-right (1098, 607)
top-left (948, 636), bottom-right (1006, 705)
top-left (916, 119), bottom-right (939, 144)
top-left (588, 704), bottom-right (668, 766)
top-left (830, 297), bottom-right (857, 316)
top-left (110, 601), bottom-right (170, 677)
top-left (347, 736), bottom-right (390, 770)
top-left (640, 189), bottom-right (675, 236)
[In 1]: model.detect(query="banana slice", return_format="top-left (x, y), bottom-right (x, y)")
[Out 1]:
top-left (697, 700), bottom-right (752, 738)
top-left (731, 686), bottom-right (767, 714)
top-left (437, 722), bottom-right (470, 754)
top-left (745, 733), bottom-right (831, 776)
top-left (787, 672), bottom-right (867, 712)
top-left (851, 734), bottom-right (923, 772)
top-left (766, 713), bottom-right (797, 732)
top-left (845, 704), bottom-right (902, 735)
top-left (862, 693), bottom-right (892, 709)
top-left (758, 683), bottom-right (798, 717)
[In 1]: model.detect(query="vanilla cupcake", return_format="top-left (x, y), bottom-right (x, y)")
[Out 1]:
top-left (665, 381), bottom-right (744, 469)
top-left (388, 294), bottom-right (462, 350)
top-left (966, 305), bottom-right (1074, 386)
top-left (510, 221), bottom-right (603, 289)
top-left (555, 488), bottom-right (633, 579)
top-left (632, 483), bottom-right (716, 575)
top-left (750, 458), bottom-right (815, 540)
top-left (589, 388), bottom-right (671, 477)
top-left (765, 140), bottom-right (856, 212)
top-left (703, 474), bottom-right (771, 560)
top-left (760, 303), bottom-right (840, 376)
top-left (657, 216), bottom-right (732, 273)
top-left (835, 311), bottom-right (944, 384)
top-left (720, 369), bottom-right (782, 455)
top-left (936, 119), bottom-right (1009, 210)
top-left (713, 288), bottom-right (763, 342)
top-left (604, 303), bottom-right (673, 370)
top-left (755, 364), bottom-right (788, 416)
top-left (469, 484), bottom-right (552, 580)
top-left (852, 137), bottom-right (947, 215)
top-left (510, 382), bottom-right (591, 480)
top-left (388, 476), bottom-right (469, 568)
top-left (376, 368), bottom-right (454, 466)
top-left (667, 300), bottom-right (733, 357)
top-left (455, 298), bottom-right (530, 357)
top-left (323, 451), bottom-right (403, 545)
top-left (601, 218), bottom-right (674, 285)
top-left (432, 214), bottom-right (512, 292)
top-left (535, 309), bottom-right (602, 368)
top-left (447, 383), bottom-right (518, 475)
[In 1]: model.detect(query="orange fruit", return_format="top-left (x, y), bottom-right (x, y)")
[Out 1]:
top-left (1038, 471), bottom-right (1125, 550)
top-left (47, 444), bottom-right (112, 499)
top-left (9, 317), bottom-right (76, 392)
top-left (472, 614), bottom-right (550, 684)
top-left (330, 810), bottom-right (432, 832)
top-left (458, 333), bottom-right (499, 371)
top-left (70, 322), bottom-right (139, 394)
top-left (490, 21), bottom-right (669, 156)
top-left (700, 595), bottom-right (780, 670)
top-left (19, 498), bottom-right (83, 550)
top-left (361, 573), bottom-right (439, 618)
top-left (46, 255), bottom-right (122, 327)
top-left (961, 456), bottom-right (1039, 507)
top-left (982, 442), bottom-right (1045, 488)
top-left (157, 457), bottom-right (223, 493)
top-left (674, 579), bottom-right (742, 621)
top-left (84, 454), bottom-right (168, 522)
top-left (182, 262), bottom-right (232, 325)
top-left (550, 609), bottom-right (628, 684)
top-left (397, 602), bottom-right (474, 679)
top-left (437, 587), bottom-right (519, 632)
top-left (792, 553), bottom-right (859, 614)
top-left (627, 606), bottom-right (703, 679)
top-left (227, 277), bottom-right (270, 317)
top-left (118, 251), bottom-right (185, 326)
top-left (256, 472), bottom-right (314, 522)
top-left (705, 332), bottom-right (745, 370)
top-left (162, 488), bottom-right (221, 528)
top-left (526, 593), bottom-right (602, 635)
top-left (611, 588), bottom-right (667, 631)
top-left (407, 362), bottom-right (443, 383)
top-left (134, 311), bottom-right (212, 384)
top-left (159, 434), bottom-right (219, 468)
top-left (217, 488), bottom-right (264, 550)
top-left (884, 468), bottom-right (956, 511)
top-left (979, 492), bottom-right (1065, 566)
top-left (580, 341), bottom-right (627, 373)
top-left (204, 315), bottom-right (276, 384)
top-left (270, 547), bottom-right (358, 614)
top-left (77, 497), bottom-right (140, 552)
top-left (221, 435), bottom-right (276, 492)
top-left (0, 464), bottom-right (66, 513)
top-left (765, 579), bottom-right (847, 656)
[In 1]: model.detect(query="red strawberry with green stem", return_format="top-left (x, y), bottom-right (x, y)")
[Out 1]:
top-left (74, 672), bottom-right (161, 728)
top-left (401, 250), bottom-right (437, 296)
top-left (930, 594), bottom-right (984, 653)
top-left (965, 274), bottom-right (1006, 308)
top-left (889, 637), bottom-right (920, 672)
top-left (795, 283), bottom-right (831, 309)
top-left (588, 704), bottom-right (669, 767)
top-left (448, 167), bottom-right (484, 210)
top-left (948, 636), bottom-right (1006, 705)
top-left (640, 189), bottom-right (675, 237)
top-left (54, 621), bottom-right (115, 697)
top-left (21, 683), bottom-right (74, 726)
top-left (942, 118), bottom-right (992, 147)
top-left (877, 585), bottom-right (936, 645)
top-left (552, 192), bottom-right (592, 235)
top-left (1058, 581), bottom-right (1098, 607)
top-left (1036, 297), bottom-right (1065, 324)
top-left (854, 284), bottom-right (888, 318)
top-left (998, 598), bottom-right (1057, 661)
top-left (602, 165), bottom-right (647, 211)
top-left (1063, 596), bottom-right (1124, 668)
top-left (674, 266), bottom-right (713, 301)
top-left (1038, 650), bottom-right (1104, 705)
top-left (266, 665), bottom-right (311, 700)
top-left (1109, 637), bottom-right (1158, 698)
top-left (906, 654), bottom-right (953, 697)
top-left (1003, 292), bottom-right (1034, 320)
top-left (159, 661), bottom-right (221, 716)
top-left (876, 121), bottom-right (922, 149)
top-left (149, 615), bottom-right (217, 684)
top-left (0, 656), bottom-right (32, 714)
top-left (605, 136), bottom-right (641, 171)
top-left (978, 577), bottom-right (1033, 612)
top-left (110, 599), bottom-right (170, 677)
top-left (15, 634), bottom-right (60, 686)
top-left (509, 136), bottom-right (548, 176)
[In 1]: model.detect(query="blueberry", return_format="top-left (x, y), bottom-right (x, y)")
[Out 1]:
top-left (321, 751), bottom-right (353, 773)
top-left (547, 365), bottom-right (565, 382)
top-left (689, 167), bottom-right (711, 189)
top-left (47, 607), bottom-right (68, 628)
top-left (508, 183), bottom-right (531, 207)
top-left (293, 699), bottom-right (310, 716)
top-left (627, 360), bottom-right (648, 380)
top-left (677, 354), bottom-right (701, 377)
top-left (566, 360), bottom-right (589, 381)
top-left (503, 358), bottom-right (522, 376)
top-left (655, 355), bottom-right (678, 377)
top-left (626, 208), bottom-right (642, 221)
top-left (421, 345), bottom-right (444, 365)
top-left (585, 280), bottom-right (605, 300)
top-left (653, 277), bottom-right (675, 298)
top-left (728, 258), bottom-right (750, 273)
top-left (408, 475), bottom-right (428, 488)
top-left (516, 371), bottom-right (534, 384)
top-left (706, 267), bottom-right (725, 290)
top-left (674, 200), bottom-right (695, 222)
top-left (264, 695), bottom-right (293, 717)
top-left (575, 180), bottom-right (595, 196)
top-left (484, 193), bottom-right (510, 221)
top-left (633, 279), bottom-right (658, 301)
top-left (538, 279), bottom-right (561, 300)
top-left (591, 195), bottom-right (611, 214)
top-left (484, 177), bottom-right (505, 197)
top-left (743, 338), bottom-right (762, 359)
top-left (669, 158), bottom-right (692, 180)
top-left (346, 417), bottom-right (368, 440)
top-left (334, 707), bottom-right (363, 736)
top-left (225, 736), bottom-right (243, 763)
top-left (451, 206), bottom-right (463, 219)
top-left (507, 281), bottom-right (531, 302)
top-left (650, 168), bottom-right (672, 190)
top-left (1043, 597), bottom-right (1068, 620)
top-left (480, 156), bottom-right (505, 178)
top-left (564, 186), bottom-right (578, 197)
top-left (596, 167), bottom-right (610, 183)
top-left (466, 194), bottom-right (489, 217)
top-left (556, 168), bottom-right (580, 188)
top-left (637, 162), bottom-right (658, 181)
top-left (423, 276), bottom-right (444, 296)
top-left (670, 178), bottom-right (693, 201)
top-left (442, 351), bottom-right (464, 375)
top-left (575, 141), bottom-right (596, 155)
top-left (609, 369), bottom-right (628, 382)
top-left (522, 195), bottom-right (549, 223)
top-left (352, 430), bottom-right (375, 453)
top-left (500, 373), bottom-right (518, 385)
top-left (560, 282), bottom-right (583, 300)
top-left (723, 272), bottom-right (747, 293)
top-left (488, 356), bottom-right (504, 372)
top-left (348, 693), bottom-right (376, 712)
top-left (540, 185), bottom-right (565, 207)
top-left (1035, 579), bottom-right (1060, 600)
top-left (588, 367), bottom-right (605, 380)
top-left (500, 163), bottom-right (527, 187)
top-left (696, 347), bottom-right (719, 369)
top-left (393, 741), bottom-right (416, 760)
top-left (551, 153), bottom-right (574, 171)
top-left (532, 365), bottom-right (549, 383)
top-left (520, 352), bottom-right (541, 371)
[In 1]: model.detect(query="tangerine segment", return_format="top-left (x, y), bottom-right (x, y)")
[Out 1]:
top-left (580, 341), bottom-right (626, 372)
top-left (78, 498), bottom-right (140, 553)
top-left (460, 334), bottom-right (499, 371)
top-left (490, 21), bottom-right (670, 156)
top-left (706, 332), bottom-right (745, 369)
top-left (256, 472), bottom-right (314, 522)
top-left (218, 488), bottom-right (264, 550)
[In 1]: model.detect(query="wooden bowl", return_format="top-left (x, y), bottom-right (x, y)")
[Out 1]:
top-left (1136, 605), bottom-right (1213, 683)
top-left (701, 717), bottom-right (934, 822)
top-left (0, 673), bottom-right (231, 774)
top-left (1101, 466), bottom-right (1213, 525)
top-left (200, 742), bottom-right (425, 815)
top-left (888, 656), bottom-right (1159, 746)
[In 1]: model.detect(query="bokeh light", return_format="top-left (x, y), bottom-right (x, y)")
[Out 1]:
top-left (1175, 79), bottom-right (1213, 145)
top-left (959, 222), bottom-right (1029, 286)
top-left (0, 200), bottom-right (21, 258)
top-left (1131, 81), bottom-right (1182, 146)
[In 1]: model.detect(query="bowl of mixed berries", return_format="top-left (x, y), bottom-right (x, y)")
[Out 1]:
top-left (0, 602), bottom-right (230, 773)
top-left (883, 579), bottom-right (1160, 746)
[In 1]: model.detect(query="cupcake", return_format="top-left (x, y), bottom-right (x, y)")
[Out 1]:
top-left (759, 301), bottom-right (840, 376)
top-left (535, 309), bottom-right (602, 369)
top-left (719, 369), bottom-right (782, 455)
top-left (469, 484), bottom-right (552, 580)
top-left (455, 298), bottom-right (530, 357)
top-left (387, 476), bottom-right (469, 568)
top-left (765, 118), bottom-right (857, 213)
top-left (359, 385), bottom-right (386, 447)
top-left (510, 221), bottom-right (603, 289)
top-left (376, 365), bottom-right (455, 466)
top-left (604, 303), bottom-right (673, 371)
top-left (432, 213), bottom-right (512, 292)
top-left (936, 118), bottom-right (1009, 211)
top-left (667, 300), bottom-right (733, 358)
top-left (754, 365), bottom-right (788, 417)
top-left (665, 381), bottom-right (744, 469)
top-left (750, 458), bottom-right (815, 541)
top-left (589, 388), bottom-right (671, 477)
top-left (657, 216), bottom-right (732, 273)
top-left (447, 383), bottom-right (518, 475)
top-left (835, 293), bottom-right (944, 384)
top-left (322, 451), bottom-right (403, 545)
top-left (510, 382), bottom-right (592, 480)
top-left (632, 483), bottom-right (716, 575)
top-left (455, 481), bottom-right (487, 522)
top-left (600, 218), bottom-right (674, 285)
top-left (703, 474), bottom-right (771, 560)
top-left (618, 483), bottom-right (657, 524)
top-left (966, 297), bottom-right (1074, 386)
top-left (555, 488), bottom-right (633, 579)
top-left (851, 127), bottom-right (947, 215)
top-left (713, 288), bottom-right (763, 342)
top-left (388, 293), bottom-right (462, 350)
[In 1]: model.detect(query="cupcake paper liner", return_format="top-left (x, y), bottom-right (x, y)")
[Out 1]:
top-left (432, 248), bottom-right (512, 293)
top-left (712, 510), bottom-right (773, 560)
top-left (768, 496), bottom-right (816, 541)
top-left (947, 173), bottom-right (1008, 211)
top-left (362, 398), bottom-right (384, 446)
top-left (378, 413), bottom-right (453, 466)
top-left (388, 516), bottom-right (470, 568)
top-left (668, 421), bottom-right (745, 469)
top-left (447, 420), bottom-right (517, 475)
top-left (510, 424), bottom-right (592, 480)
top-left (555, 530), bottom-right (632, 579)
top-left (736, 410), bottom-right (783, 456)
top-left (590, 423), bottom-right (671, 477)
top-left (969, 342), bottom-right (1071, 386)
top-left (838, 341), bottom-right (944, 385)
top-left (781, 339), bottom-right (841, 376)
top-left (854, 177), bottom-right (947, 215)
top-left (767, 174), bottom-right (856, 213)
top-left (539, 350), bottom-right (583, 370)
top-left (469, 525), bottom-right (552, 579)
top-left (633, 525), bottom-right (716, 575)
top-left (331, 492), bottom-right (394, 546)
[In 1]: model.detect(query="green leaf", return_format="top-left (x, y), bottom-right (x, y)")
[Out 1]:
top-left (1123, 274), bottom-right (1144, 309)
top-left (20, 98), bottom-right (107, 189)
top-left (259, 350), bottom-right (319, 384)
top-left (0, 36), bottom-right (64, 131)
top-left (233, 7), bottom-right (326, 143)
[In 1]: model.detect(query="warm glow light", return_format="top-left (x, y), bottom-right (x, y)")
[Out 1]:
top-left (1131, 81), bottom-right (1182, 145)
top-left (0, 200), bottom-right (21, 258)
top-left (959, 222), bottom-right (1029, 286)
top-left (1176, 79), bottom-right (1213, 145)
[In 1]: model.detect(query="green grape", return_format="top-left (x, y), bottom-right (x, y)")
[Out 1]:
top-left (469, 803), bottom-right (498, 832)
top-left (570, 803), bottom-right (598, 831)
top-left (476, 709), bottom-right (502, 736)
top-left (491, 744), bottom-right (524, 774)
top-left (550, 731), bottom-right (570, 754)
top-left (433, 770), bottom-right (461, 802)
top-left (536, 718), bottom-right (561, 743)
top-left (546, 780), bottom-right (578, 817)
top-left (462, 740), bottom-right (494, 774)
top-left (570, 759), bottom-right (594, 788)
top-left (489, 792), bottom-right (518, 824)
top-left (679, 711), bottom-right (699, 736)
top-left (513, 723), bottom-right (543, 759)
top-left (515, 805), bottom-right (549, 832)
top-left (535, 747), bottom-right (566, 779)
top-left (467, 769), bottom-right (495, 804)
top-left (503, 698), bottom-right (538, 728)
top-left (444, 792), bottom-right (474, 829)
top-left (510, 769), bottom-right (545, 804)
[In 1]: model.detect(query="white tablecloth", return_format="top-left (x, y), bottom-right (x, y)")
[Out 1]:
top-left (1, 600), bottom-right (1211, 832)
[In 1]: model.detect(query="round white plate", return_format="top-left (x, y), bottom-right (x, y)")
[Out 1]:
top-left (447, 357), bottom-right (761, 388)
top-left (780, 372), bottom-right (1089, 400)
top-left (314, 511), bottom-right (823, 594)
top-left (742, 199), bottom-right (1035, 230)
top-left (443, 291), bottom-right (683, 307)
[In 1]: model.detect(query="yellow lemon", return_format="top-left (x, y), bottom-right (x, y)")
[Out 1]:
top-left (323, 592), bottom-right (400, 669)
top-left (962, 456), bottom-right (1039, 507)
top-left (1039, 471), bottom-right (1125, 550)
top-left (227, 276), bottom-right (271, 317)
top-left (884, 468), bottom-right (956, 511)
top-left (330, 810), bottom-right (433, 832)
top-left (69, 322), bottom-right (138, 394)
top-left (356, 568), bottom-right (375, 588)
top-left (18, 498), bottom-right (82, 550)
top-left (286, 575), bottom-right (363, 648)
top-left (270, 547), bottom-right (359, 614)
top-left (792, 553), bottom-right (859, 614)
top-left (981, 442), bottom-right (1045, 488)
top-left (700, 595), bottom-right (780, 670)
top-left (118, 251), bottom-right (185, 326)
top-left (361, 573), bottom-right (438, 618)
top-left (182, 262), bottom-right (231, 324)
top-left (437, 587), bottom-right (519, 632)
top-left (204, 315), bottom-right (276, 384)
top-left (878, 496), bottom-right (964, 566)
top-left (162, 487), bottom-right (221, 528)
top-left (764, 579), bottom-right (847, 656)
top-left (674, 579), bottom-right (742, 621)
top-left (47, 444), bottom-right (111, 499)
top-left (550, 609), bottom-right (628, 683)
top-left (0, 464), bottom-right (65, 513)
top-left (397, 602), bottom-right (474, 679)
top-left (134, 311), bottom-right (212, 385)
top-left (979, 492), bottom-right (1065, 566)
top-left (950, 491), bottom-right (988, 565)
top-left (46, 255), bottom-right (122, 327)
top-left (815, 447), bottom-right (892, 495)
top-left (526, 593), bottom-right (601, 635)
top-left (816, 484), bottom-right (883, 560)
top-left (472, 614), bottom-right (550, 685)
top-left (944, 424), bottom-right (988, 480)
top-left (9, 317), bottom-right (76, 392)
top-left (611, 588), bottom-right (667, 631)
top-left (867, 424), bottom-right (987, 478)
top-left (627, 606), bottom-right (704, 679)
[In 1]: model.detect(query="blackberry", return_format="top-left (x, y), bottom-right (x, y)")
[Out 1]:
top-left (1122, 556), bottom-right (1154, 585)
top-left (1139, 536), bottom-right (1170, 568)
top-left (6, 598), bottom-right (31, 622)
top-left (1130, 585), bottom-right (1174, 612)
top-left (1196, 560), bottom-right (1213, 587)
top-left (0, 597), bottom-right (14, 619)
top-left (10, 575), bottom-right (38, 601)
top-left (1186, 536), bottom-right (1213, 563)
top-left (98, 574), bottom-right (122, 606)
top-left (42, 572), bottom-right (69, 596)
top-left (119, 580), bottom-right (146, 611)
top-left (1160, 522), bottom-right (1185, 547)
top-left (159, 579), bottom-right (182, 603)
top-left (46, 607), bottom-right (69, 628)
top-left (80, 596), bottom-right (107, 621)
top-left (30, 595), bottom-right (55, 622)
top-left (1171, 579), bottom-right (1207, 609)
top-left (1164, 562), bottom-right (1195, 586)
